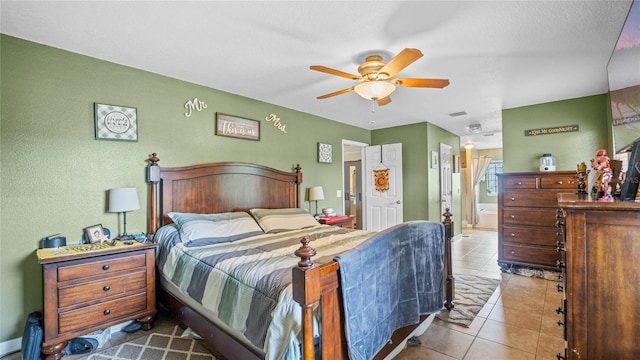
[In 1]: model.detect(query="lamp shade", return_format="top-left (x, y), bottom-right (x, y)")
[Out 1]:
top-left (109, 187), bottom-right (140, 212)
top-left (309, 186), bottom-right (325, 201)
top-left (354, 81), bottom-right (396, 100)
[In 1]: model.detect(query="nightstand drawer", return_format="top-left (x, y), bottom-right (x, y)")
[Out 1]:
top-left (58, 271), bottom-right (146, 308)
top-left (59, 292), bottom-right (147, 334)
top-left (58, 254), bottom-right (146, 282)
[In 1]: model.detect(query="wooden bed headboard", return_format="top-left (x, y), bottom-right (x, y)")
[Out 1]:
top-left (146, 153), bottom-right (302, 235)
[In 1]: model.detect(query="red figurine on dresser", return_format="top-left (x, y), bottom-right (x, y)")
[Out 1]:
top-left (590, 149), bottom-right (614, 202)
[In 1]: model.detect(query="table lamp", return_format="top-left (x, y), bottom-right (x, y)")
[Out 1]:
top-left (309, 186), bottom-right (325, 217)
top-left (109, 187), bottom-right (140, 240)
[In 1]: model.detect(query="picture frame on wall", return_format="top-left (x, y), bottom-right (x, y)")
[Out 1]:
top-left (431, 151), bottom-right (439, 169)
top-left (94, 103), bottom-right (138, 142)
top-left (215, 113), bottom-right (260, 141)
top-left (318, 142), bottom-right (332, 163)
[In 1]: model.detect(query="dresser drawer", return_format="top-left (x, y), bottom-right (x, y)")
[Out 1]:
top-left (502, 226), bottom-right (562, 247)
top-left (503, 208), bottom-right (558, 227)
top-left (503, 244), bottom-right (561, 267)
top-left (58, 292), bottom-right (147, 334)
top-left (58, 254), bottom-right (146, 282)
top-left (503, 177), bottom-right (537, 189)
top-left (502, 190), bottom-right (560, 207)
top-left (58, 271), bottom-right (147, 308)
top-left (540, 176), bottom-right (577, 190)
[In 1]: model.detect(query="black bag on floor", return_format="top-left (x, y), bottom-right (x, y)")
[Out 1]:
top-left (21, 311), bottom-right (43, 360)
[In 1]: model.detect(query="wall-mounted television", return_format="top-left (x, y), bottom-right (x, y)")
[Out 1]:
top-left (608, 0), bottom-right (640, 201)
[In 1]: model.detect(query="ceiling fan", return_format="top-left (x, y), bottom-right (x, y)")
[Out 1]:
top-left (310, 48), bottom-right (449, 106)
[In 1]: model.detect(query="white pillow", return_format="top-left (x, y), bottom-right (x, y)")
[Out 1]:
top-left (168, 211), bottom-right (264, 246)
top-left (249, 208), bottom-right (319, 234)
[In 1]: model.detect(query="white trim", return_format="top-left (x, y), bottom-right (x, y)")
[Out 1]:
top-left (0, 337), bottom-right (22, 358)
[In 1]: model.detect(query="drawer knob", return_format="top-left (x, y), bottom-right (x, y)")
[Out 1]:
top-left (510, 250), bottom-right (516, 255)
top-left (104, 309), bottom-right (111, 315)
top-left (510, 233), bottom-right (515, 237)
top-left (557, 180), bottom-right (563, 185)
top-left (517, 181), bottom-right (522, 185)
top-left (510, 197), bottom-right (515, 201)
top-left (510, 215), bottom-right (516, 219)
top-left (103, 285), bottom-right (111, 292)
top-left (102, 265), bottom-right (110, 271)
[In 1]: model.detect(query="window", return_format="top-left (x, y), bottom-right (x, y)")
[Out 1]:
top-left (486, 161), bottom-right (503, 196)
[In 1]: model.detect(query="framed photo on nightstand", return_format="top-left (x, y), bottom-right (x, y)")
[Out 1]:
top-left (84, 224), bottom-right (108, 243)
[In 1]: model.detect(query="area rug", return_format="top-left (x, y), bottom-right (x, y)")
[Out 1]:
top-left (436, 274), bottom-right (500, 327)
top-left (80, 325), bottom-right (216, 360)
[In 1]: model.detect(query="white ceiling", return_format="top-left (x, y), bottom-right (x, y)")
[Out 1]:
top-left (0, 1), bottom-right (633, 149)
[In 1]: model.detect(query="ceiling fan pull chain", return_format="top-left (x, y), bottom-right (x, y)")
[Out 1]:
top-left (371, 99), bottom-right (376, 113)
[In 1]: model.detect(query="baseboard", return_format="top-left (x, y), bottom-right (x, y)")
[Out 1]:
top-left (0, 337), bottom-right (21, 358)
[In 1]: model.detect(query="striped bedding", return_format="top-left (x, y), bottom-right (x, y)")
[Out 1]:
top-left (154, 223), bottom-right (376, 360)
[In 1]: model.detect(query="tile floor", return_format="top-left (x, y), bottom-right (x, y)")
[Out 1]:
top-left (4, 229), bottom-right (564, 360)
top-left (394, 229), bottom-right (565, 360)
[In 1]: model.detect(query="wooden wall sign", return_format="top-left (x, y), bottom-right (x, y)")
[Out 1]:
top-left (525, 125), bottom-right (579, 136)
top-left (216, 113), bottom-right (260, 141)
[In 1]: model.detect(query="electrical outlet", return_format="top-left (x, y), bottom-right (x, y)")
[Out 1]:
top-left (336, 190), bottom-right (342, 198)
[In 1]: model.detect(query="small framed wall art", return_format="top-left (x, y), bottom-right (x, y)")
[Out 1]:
top-left (94, 103), bottom-right (138, 142)
top-left (318, 142), bottom-right (332, 163)
top-left (431, 151), bottom-right (439, 169)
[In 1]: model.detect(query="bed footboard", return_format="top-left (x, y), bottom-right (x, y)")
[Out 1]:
top-left (292, 210), bottom-right (455, 360)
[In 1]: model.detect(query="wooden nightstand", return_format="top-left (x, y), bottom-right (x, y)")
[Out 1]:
top-left (317, 215), bottom-right (355, 229)
top-left (37, 241), bottom-right (157, 359)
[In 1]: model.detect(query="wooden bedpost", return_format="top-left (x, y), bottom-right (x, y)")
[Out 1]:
top-left (443, 208), bottom-right (455, 310)
top-left (294, 164), bottom-right (302, 208)
top-left (147, 153), bottom-right (160, 239)
top-left (292, 236), bottom-right (319, 360)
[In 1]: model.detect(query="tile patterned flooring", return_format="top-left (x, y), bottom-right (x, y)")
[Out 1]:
top-left (395, 229), bottom-right (565, 360)
top-left (4, 229), bottom-right (564, 360)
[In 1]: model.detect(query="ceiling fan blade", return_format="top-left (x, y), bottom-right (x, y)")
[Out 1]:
top-left (310, 65), bottom-right (361, 80)
top-left (376, 96), bottom-right (392, 106)
top-left (377, 48), bottom-right (423, 79)
top-left (316, 87), bottom-right (354, 99)
top-left (394, 78), bottom-right (450, 88)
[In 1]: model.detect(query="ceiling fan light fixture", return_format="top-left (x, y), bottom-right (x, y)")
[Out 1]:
top-left (354, 81), bottom-right (396, 100)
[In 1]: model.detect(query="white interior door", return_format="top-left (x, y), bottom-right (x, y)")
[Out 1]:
top-left (363, 143), bottom-right (403, 231)
top-left (440, 143), bottom-right (453, 217)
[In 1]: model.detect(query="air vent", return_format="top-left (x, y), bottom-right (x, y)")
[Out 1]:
top-left (449, 111), bottom-right (467, 117)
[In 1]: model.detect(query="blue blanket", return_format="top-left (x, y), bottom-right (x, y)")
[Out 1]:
top-left (334, 221), bottom-right (444, 360)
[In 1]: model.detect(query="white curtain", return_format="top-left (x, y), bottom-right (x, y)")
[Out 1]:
top-left (471, 156), bottom-right (492, 225)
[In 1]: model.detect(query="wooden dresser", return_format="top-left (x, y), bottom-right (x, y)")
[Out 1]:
top-left (37, 241), bottom-right (157, 359)
top-left (497, 171), bottom-right (576, 270)
top-left (556, 194), bottom-right (640, 359)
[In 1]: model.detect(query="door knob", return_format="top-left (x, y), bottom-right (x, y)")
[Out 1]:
top-left (396, 200), bottom-right (401, 204)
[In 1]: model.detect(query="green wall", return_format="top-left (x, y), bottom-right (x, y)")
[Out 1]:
top-left (0, 35), bottom-right (462, 343)
top-left (502, 94), bottom-right (610, 172)
top-left (371, 123), bottom-right (462, 234)
top-left (0, 35), bottom-right (372, 341)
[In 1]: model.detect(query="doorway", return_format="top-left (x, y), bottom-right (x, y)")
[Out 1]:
top-left (342, 140), bottom-right (367, 230)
